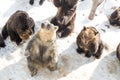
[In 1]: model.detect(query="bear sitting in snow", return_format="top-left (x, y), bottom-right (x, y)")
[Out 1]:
top-left (25, 22), bottom-right (58, 76)
top-left (109, 7), bottom-right (120, 27)
top-left (51, 0), bottom-right (78, 38)
top-left (76, 26), bottom-right (104, 59)
top-left (1, 10), bottom-right (35, 45)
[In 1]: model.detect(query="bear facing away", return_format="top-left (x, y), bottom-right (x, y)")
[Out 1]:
top-left (25, 22), bottom-right (58, 76)
top-left (1, 10), bottom-right (35, 46)
top-left (109, 7), bottom-right (120, 27)
top-left (76, 26), bottom-right (104, 59)
top-left (51, 0), bottom-right (78, 38)
top-left (116, 43), bottom-right (120, 61)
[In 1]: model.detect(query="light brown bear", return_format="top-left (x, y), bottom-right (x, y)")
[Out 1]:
top-left (76, 26), bottom-right (104, 59)
top-left (25, 22), bottom-right (58, 76)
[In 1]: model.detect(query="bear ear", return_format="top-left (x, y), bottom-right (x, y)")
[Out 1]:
top-left (95, 31), bottom-right (99, 35)
top-left (83, 26), bottom-right (86, 30)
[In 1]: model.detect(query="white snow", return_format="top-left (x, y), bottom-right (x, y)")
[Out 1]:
top-left (0, 0), bottom-right (120, 80)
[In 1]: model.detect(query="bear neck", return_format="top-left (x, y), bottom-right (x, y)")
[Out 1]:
top-left (36, 33), bottom-right (56, 45)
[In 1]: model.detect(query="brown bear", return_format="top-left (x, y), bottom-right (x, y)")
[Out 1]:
top-left (1, 10), bottom-right (35, 45)
top-left (50, 0), bottom-right (78, 38)
top-left (25, 22), bottom-right (58, 76)
top-left (109, 7), bottom-right (120, 26)
top-left (116, 43), bottom-right (120, 61)
top-left (29, 0), bottom-right (45, 5)
top-left (76, 26), bottom-right (104, 59)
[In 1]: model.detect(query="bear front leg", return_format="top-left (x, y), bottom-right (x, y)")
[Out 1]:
top-left (9, 31), bottom-right (22, 45)
top-left (39, 0), bottom-right (45, 5)
top-left (27, 56), bottom-right (38, 76)
top-left (94, 42), bottom-right (104, 59)
top-left (29, 0), bottom-right (34, 5)
top-left (57, 24), bottom-right (74, 38)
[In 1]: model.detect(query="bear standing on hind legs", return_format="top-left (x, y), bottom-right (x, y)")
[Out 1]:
top-left (1, 10), bottom-right (35, 46)
top-left (51, 0), bottom-right (78, 38)
top-left (25, 22), bottom-right (58, 76)
top-left (76, 26), bottom-right (104, 59)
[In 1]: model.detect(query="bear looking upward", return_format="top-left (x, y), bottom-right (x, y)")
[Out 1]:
top-left (51, 0), bottom-right (78, 38)
top-left (25, 22), bottom-right (58, 76)
top-left (1, 10), bottom-right (35, 45)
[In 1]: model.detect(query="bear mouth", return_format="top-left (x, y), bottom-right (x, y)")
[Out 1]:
top-left (19, 34), bottom-right (30, 40)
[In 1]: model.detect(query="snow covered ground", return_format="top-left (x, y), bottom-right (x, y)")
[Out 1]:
top-left (0, 0), bottom-right (120, 80)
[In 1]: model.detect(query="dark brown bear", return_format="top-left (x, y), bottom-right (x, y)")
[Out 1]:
top-left (29, 0), bottom-right (45, 5)
top-left (51, 0), bottom-right (78, 38)
top-left (76, 26), bottom-right (104, 59)
top-left (109, 7), bottom-right (120, 26)
top-left (116, 43), bottom-right (120, 61)
top-left (25, 22), bottom-right (58, 76)
top-left (1, 10), bottom-right (35, 45)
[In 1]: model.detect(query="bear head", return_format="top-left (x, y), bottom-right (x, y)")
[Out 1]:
top-left (38, 22), bottom-right (58, 42)
top-left (15, 11), bottom-right (35, 40)
top-left (53, 0), bottom-right (78, 25)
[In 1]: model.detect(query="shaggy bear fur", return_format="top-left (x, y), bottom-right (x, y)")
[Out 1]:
top-left (116, 43), bottom-right (120, 61)
top-left (76, 26), bottom-right (104, 59)
top-left (25, 22), bottom-right (58, 76)
top-left (29, 0), bottom-right (45, 5)
top-left (50, 0), bottom-right (78, 38)
top-left (1, 10), bottom-right (35, 45)
top-left (109, 7), bottom-right (120, 26)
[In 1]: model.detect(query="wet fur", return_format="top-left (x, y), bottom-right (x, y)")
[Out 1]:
top-left (25, 22), bottom-right (58, 76)
top-left (1, 10), bottom-right (35, 45)
top-left (76, 26), bottom-right (104, 59)
top-left (51, 0), bottom-right (78, 38)
top-left (109, 7), bottom-right (120, 26)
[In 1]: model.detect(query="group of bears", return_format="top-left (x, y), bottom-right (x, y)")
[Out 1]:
top-left (0, 0), bottom-right (120, 76)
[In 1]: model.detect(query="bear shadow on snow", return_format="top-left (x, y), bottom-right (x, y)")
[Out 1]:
top-left (88, 51), bottom-right (120, 80)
